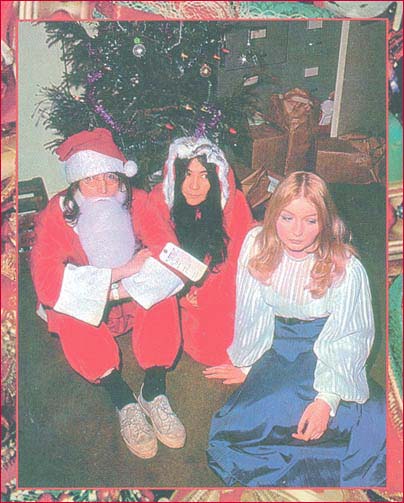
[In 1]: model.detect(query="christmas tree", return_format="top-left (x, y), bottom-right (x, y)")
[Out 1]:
top-left (38, 21), bottom-right (255, 186)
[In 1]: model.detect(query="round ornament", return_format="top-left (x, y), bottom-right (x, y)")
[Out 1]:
top-left (133, 37), bottom-right (146, 58)
top-left (200, 64), bottom-right (212, 78)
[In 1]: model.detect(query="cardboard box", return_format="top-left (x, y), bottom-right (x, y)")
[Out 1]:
top-left (315, 137), bottom-right (380, 184)
top-left (244, 124), bottom-right (288, 175)
top-left (241, 168), bottom-right (284, 208)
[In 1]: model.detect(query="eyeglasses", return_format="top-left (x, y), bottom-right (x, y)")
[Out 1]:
top-left (81, 173), bottom-right (120, 186)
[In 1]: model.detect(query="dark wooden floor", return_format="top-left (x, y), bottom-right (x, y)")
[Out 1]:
top-left (18, 182), bottom-right (386, 489)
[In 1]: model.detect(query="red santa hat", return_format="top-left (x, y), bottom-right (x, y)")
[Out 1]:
top-left (55, 128), bottom-right (138, 184)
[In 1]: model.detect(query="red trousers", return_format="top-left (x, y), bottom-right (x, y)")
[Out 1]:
top-left (48, 297), bottom-right (181, 383)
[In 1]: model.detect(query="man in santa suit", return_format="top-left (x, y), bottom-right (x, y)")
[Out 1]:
top-left (31, 128), bottom-right (186, 459)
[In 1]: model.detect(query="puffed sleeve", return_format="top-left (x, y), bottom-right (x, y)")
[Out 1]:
top-left (31, 199), bottom-right (111, 326)
top-left (313, 256), bottom-right (375, 403)
top-left (227, 227), bottom-right (275, 367)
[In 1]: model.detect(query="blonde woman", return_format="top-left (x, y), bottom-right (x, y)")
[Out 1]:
top-left (205, 172), bottom-right (385, 487)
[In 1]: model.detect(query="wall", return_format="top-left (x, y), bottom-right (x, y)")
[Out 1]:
top-left (333, 20), bottom-right (386, 137)
top-left (18, 22), bottom-right (66, 197)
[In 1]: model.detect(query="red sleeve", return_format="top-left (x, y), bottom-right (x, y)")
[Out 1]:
top-left (30, 196), bottom-right (82, 308)
top-left (131, 188), bottom-right (179, 256)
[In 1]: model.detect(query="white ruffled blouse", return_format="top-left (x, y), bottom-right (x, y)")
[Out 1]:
top-left (228, 227), bottom-right (375, 415)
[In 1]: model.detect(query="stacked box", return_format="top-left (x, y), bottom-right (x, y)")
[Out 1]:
top-left (242, 124), bottom-right (288, 176)
top-left (315, 137), bottom-right (380, 184)
top-left (241, 168), bottom-right (284, 209)
top-left (268, 89), bottom-right (320, 173)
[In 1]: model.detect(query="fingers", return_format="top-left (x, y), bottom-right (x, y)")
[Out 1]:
top-left (296, 409), bottom-right (309, 436)
top-left (203, 365), bottom-right (234, 375)
top-left (135, 248), bottom-right (151, 257)
top-left (203, 373), bottom-right (225, 380)
top-left (292, 429), bottom-right (325, 441)
top-left (223, 377), bottom-right (246, 385)
top-left (203, 370), bottom-right (234, 379)
top-left (203, 365), bottom-right (244, 383)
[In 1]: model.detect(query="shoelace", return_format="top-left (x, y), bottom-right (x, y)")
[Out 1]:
top-left (120, 406), bottom-right (152, 436)
top-left (151, 397), bottom-right (179, 433)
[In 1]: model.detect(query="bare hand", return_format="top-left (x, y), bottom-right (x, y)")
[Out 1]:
top-left (125, 248), bottom-right (152, 276)
top-left (292, 399), bottom-right (331, 442)
top-left (112, 248), bottom-right (152, 282)
top-left (203, 364), bottom-right (247, 385)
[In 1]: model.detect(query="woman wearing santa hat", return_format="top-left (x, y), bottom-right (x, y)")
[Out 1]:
top-left (30, 128), bottom-right (186, 460)
top-left (148, 136), bottom-right (253, 370)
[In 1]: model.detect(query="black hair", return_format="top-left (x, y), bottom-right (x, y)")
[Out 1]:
top-left (62, 172), bottom-right (132, 226)
top-left (170, 155), bottom-right (229, 272)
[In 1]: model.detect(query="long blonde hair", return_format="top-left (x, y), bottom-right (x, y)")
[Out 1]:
top-left (249, 172), bottom-right (357, 298)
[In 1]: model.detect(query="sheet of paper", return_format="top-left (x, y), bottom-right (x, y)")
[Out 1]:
top-left (159, 243), bottom-right (208, 282)
top-left (122, 257), bottom-right (184, 310)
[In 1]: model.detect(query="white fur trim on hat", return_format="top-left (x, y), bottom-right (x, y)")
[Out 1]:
top-left (124, 160), bottom-right (138, 177)
top-left (163, 136), bottom-right (230, 209)
top-left (65, 150), bottom-right (137, 184)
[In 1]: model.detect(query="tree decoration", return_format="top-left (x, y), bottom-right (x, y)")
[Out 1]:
top-left (200, 63), bottom-right (212, 77)
top-left (38, 21), bottom-right (255, 178)
top-left (132, 37), bottom-right (146, 58)
top-left (239, 54), bottom-right (248, 65)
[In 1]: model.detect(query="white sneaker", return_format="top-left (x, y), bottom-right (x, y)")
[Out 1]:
top-left (118, 402), bottom-right (158, 459)
top-left (138, 385), bottom-right (186, 449)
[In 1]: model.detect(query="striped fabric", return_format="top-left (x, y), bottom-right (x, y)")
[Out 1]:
top-left (228, 227), bottom-right (375, 405)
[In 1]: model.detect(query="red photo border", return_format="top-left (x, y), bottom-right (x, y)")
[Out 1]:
top-left (2, 1), bottom-right (402, 501)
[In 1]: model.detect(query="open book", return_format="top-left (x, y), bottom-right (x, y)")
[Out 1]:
top-left (121, 243), bottom-right (208, 310)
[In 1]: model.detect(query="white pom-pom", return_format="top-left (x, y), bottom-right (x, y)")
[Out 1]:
top-left (124, 160), bottom-right (138, 177)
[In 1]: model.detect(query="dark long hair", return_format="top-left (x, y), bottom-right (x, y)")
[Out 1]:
top-left (171, 155), bottom-right (229, 272)
top-left (62, 172), bottom-right (132, 226)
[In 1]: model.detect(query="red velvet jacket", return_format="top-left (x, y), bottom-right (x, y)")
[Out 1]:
top-left (148, 168), bottom-right (254, 365)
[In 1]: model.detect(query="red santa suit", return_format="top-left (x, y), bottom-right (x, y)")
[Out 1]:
top-left (31, 189), bottom-right (182, 382)
top-left (30, 129), bottom-right (183, 384)
top-left (148, 137), bottom-right (253, 366)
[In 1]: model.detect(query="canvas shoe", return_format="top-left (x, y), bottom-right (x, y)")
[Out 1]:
top-left (118, 402), bottom-right (158, 459)
top-left (138, 385), bottom-right (186, 449)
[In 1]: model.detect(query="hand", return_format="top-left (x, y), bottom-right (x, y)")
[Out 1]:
top-left (112, 248), bottom-right (152, 282)
top-left (203, 364), bottom-right (247, 385)
top-left (292, 399), bottom-right (331, 442)
top-left (185, 290), bottom-right (198, 307)
top-left (125, 248), bottom-right (152, 276)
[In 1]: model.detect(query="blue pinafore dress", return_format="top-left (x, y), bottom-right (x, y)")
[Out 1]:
top-left (207, 317), bottom-right (386, 487)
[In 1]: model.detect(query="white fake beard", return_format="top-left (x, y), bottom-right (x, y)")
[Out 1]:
top-left (75, 189), bottom-right (140, 268)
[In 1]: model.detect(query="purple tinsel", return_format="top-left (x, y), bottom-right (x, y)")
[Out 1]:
top-left (86, 71), bottom-right (123, 132)
top-left (87, 42), bottom-right (96, 56)
top-left (194, 122), bottom-right (206, 139)
top-left (87, 71), bottom-right (103, 84)
top-left (194, 104), bottom-right (222, 139)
